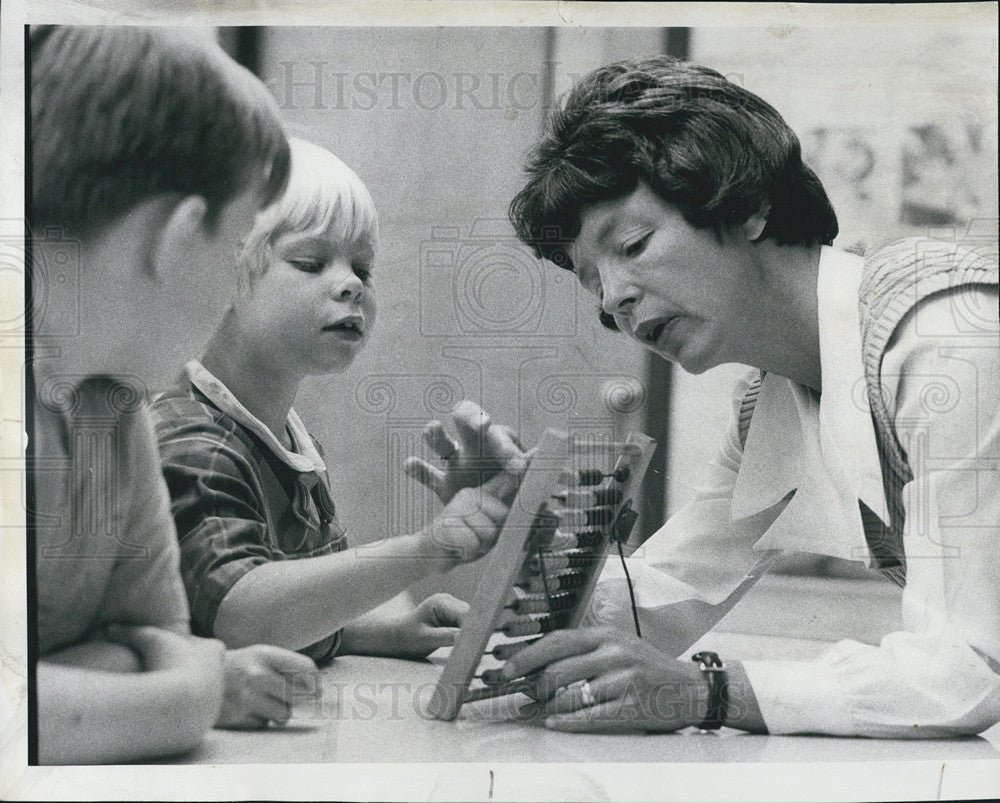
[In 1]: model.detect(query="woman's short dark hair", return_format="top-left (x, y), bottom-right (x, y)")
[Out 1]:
top-left (509, 56), bottom-right (838, 275)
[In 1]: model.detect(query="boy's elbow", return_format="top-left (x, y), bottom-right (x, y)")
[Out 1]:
top-left (212, 595), bottom-right (270, 648)
top-left (212, 574), bottom-right (296, 649)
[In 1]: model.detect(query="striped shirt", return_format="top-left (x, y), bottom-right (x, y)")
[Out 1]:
top-left (151, 360), bottom-right (346, 664)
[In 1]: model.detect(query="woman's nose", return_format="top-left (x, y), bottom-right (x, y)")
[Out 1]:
top-left (600, 276), bottom-right (639, 317)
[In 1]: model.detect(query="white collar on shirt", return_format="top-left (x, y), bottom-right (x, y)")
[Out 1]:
top-left (185, 359), bottom-right (327, 475)
top-left (730, 246), bottom-right (889, 562)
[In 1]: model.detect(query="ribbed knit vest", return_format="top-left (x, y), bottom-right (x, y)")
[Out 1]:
top-left (737, 238), bottom-right (999, 586)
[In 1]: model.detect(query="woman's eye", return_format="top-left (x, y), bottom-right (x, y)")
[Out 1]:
top-left (623, 233), bottom-right (651, 258)
top-left (354, 266), bottom-right (372, 282)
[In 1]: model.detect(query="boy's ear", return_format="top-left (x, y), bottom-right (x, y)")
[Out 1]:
top-left (742, 204), bottom-right (771, 242)
top-left (152, 195), bottom-right (209, 276)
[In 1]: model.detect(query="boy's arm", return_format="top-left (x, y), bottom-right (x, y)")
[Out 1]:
top-left (213, 472), bottom-right (515, 651)
top-left (37, 626), bottom-right (225, 765)
top-left (338, 591), bottom-right (468, 659)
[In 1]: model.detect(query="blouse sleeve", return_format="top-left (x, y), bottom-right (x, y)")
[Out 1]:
top-left (587, 370), bottom-right (785, 655)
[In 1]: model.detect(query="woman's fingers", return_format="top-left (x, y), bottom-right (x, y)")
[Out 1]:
top-left (546, 669), bottom-right (633, 715)
top-left (502, 628), bottom-right (616, 682)
top-left (544, 697), bottom-right (642, 734)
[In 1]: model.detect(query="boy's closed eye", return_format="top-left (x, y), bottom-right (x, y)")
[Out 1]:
top-left (289, 258), bottom-right (325, 273)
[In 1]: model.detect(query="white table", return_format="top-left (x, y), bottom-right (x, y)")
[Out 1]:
top-left (166, 575), bottom-right (999, 801)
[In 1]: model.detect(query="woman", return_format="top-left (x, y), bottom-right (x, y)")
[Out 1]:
top-left (496, 57), bottom-right (999, 738)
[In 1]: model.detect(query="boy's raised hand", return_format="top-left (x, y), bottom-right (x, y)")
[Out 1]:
top-left (421, 465), bottom-right (521, 569)
top-left (404, 400), bottom-right (528, 504)
top-left (216, 645), bottom-right (320, 729)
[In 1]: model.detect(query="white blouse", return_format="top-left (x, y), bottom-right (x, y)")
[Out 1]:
top-left (589, 246), bottom-right (1000, 737)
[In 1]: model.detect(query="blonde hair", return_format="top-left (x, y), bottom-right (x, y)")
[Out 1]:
top-left (238, 138), bottom-right (379, 289)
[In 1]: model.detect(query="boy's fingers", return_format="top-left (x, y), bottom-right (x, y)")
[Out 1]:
top-left (427, 593), bottom-right (468, 625)
top-left (424, 627), bottom-right (460, 649)
top-left (423, 421), bottom-right (458, 461)
top-left (481, 467), bottom-right (521, 503)
top-left (404, 457), bottom-right (446, 492)
top-left (258, 646), bottom-right (319, 677)
top-left (484, 424), bottom-right (527, 468)
top-left (451, 400), bottom-right (490, 454)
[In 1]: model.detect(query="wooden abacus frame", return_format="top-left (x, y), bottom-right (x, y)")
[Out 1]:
top-left (427, 428), bottom-right (656, 721)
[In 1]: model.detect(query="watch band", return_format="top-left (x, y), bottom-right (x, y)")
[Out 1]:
top-left (691, 651), bottom-right (729, 730)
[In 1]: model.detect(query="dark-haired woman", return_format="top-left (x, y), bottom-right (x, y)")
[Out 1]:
top-left (498, 57), bottom-right (999, 738)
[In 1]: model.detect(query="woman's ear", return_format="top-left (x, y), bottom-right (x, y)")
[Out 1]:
top-left (152, 195), bottom-right (208, 277)
top-left (742, 204), bottom-right (771, 242)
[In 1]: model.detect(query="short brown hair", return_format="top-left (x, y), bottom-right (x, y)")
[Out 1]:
top-left (30, 26), bottom-right (290, 238)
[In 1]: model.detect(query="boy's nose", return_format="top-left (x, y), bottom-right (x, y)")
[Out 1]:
top-left (330, 265), bottom-right (364, 301)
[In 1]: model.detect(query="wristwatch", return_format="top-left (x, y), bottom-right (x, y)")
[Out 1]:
top-left (691, 651), bottom-right (729, 730)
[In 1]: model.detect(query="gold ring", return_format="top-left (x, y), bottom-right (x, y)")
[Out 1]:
top-left (579, 680), bottom-right (597, 707)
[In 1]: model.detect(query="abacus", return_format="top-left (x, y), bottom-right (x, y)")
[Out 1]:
top-left (427, 429), bottom-right (656, 720)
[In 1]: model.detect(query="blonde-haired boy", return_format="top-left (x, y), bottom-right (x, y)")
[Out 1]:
top-left (152, 138), bottom-right (523, 661)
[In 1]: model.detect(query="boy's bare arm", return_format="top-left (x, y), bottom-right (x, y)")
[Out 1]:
top-left (212, 470), bottom-right (517, 652)
top-left (37, 626), bottom-right (225, 764)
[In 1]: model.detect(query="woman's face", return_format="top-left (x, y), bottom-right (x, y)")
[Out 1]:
top-left (571, 183), bottom-right (760, 374)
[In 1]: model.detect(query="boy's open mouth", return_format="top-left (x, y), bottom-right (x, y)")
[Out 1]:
top-left (323, 318), bottom-right (364, 336)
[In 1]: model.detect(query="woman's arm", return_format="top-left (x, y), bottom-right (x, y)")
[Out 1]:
top-left (585, 370), bottom-right (787, 656)
top-left (37, 626), bottom-right (224, 764)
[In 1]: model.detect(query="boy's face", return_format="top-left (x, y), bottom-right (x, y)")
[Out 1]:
top-left (237, 224), bottom-right (377, 377)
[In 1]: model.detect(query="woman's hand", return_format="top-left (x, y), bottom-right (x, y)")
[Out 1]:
top-left (501, 627), bottom-right (709, 733)
top-left (404, 400), bottom-right (527, 504)
top-left (216, 645), bottom-right (319, 729)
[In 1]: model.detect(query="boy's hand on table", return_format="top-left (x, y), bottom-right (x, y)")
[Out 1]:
top-left (404, 400), bottom-right (528, 504)
top-left (216, 645), bottom-right (319, 729)
top-left (384, 593), bottom-right (469, 660)
top-left (420, 467), bottom-right (519, 569)
top-left (500, 627), bottom-right (708, 734)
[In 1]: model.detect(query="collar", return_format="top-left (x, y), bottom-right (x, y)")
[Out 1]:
top-left (185, 359), bottom-right (326, 475)
top-left (731, 246), bottom-right (889, 560)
